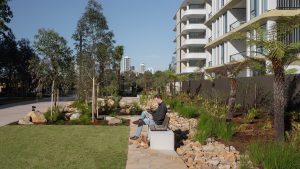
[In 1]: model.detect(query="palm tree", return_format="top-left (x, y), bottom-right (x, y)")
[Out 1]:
top-left (232, 15), bottom-right (300, 142)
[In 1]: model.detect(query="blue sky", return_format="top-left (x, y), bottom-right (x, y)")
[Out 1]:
top-left (8, 0), bottom-right (181, 71)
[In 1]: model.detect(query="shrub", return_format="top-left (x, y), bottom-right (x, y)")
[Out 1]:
top-left (201, 99), bottom-right (227, 118)
top-left (196, 110), bottom-right (234, 143)
top-left (44, 106), bottom-right (64, 122)
top-left (286, 120), bottom-right (300, 147)
top-left (130, 102), bottom-right (142, 115)
top-left (139, 94), bottom-right (147, 105)
top-left (248, 141), bottom-right (300, 169)
top-left (176, 104), bottom-right (199, 118)
top-left (168, 99), bottom-right (181, 110)
top-left (244, 108), bottom-right (261, 124)
top-left (71, 100), bottom-right (92, 114)
top-left (70, 114), bottom-right (91, 125)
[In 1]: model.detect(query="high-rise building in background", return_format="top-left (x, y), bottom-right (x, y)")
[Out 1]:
top-left (140, 63), bottom-right (146, 74)
top-left (148, 67), bottom-right (154, 74)
top-left (123, 56), bottom-right (131, 72)
top-left (173, 0), bottom-right (207, 74)
top-left (130, 66), bottom-right (135, 71)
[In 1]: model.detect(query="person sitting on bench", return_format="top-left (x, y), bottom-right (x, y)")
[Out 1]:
top-left (130, 94), bottom-right (167, 140)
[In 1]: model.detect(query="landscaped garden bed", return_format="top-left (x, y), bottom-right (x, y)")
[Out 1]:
top-left (14, 97), bottom-right (140, 126)
top-left (160, 93), bottom-right (300, 169)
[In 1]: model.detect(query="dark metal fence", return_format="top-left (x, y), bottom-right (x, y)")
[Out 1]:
top-left (182, 75), bottom-right (300, 112)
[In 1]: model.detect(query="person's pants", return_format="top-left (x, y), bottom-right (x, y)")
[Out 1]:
top-left (134, 111), bottom-right (155, 137)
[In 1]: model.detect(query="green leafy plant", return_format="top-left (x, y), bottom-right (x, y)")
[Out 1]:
top-left (196, 110), bottom-right (235, 143)
top-left (244, 108), bottom-right (261, 124)
top-left (44, 106), bottom-right (64, 122)
top-left (130, 102), bottom-right (142, 115)
top-left (248, 141), bottom-right (300, 169)
top-left (71, 100), bottom-right (92, 114)
top-left (176, 104), bottom-right (199, 118)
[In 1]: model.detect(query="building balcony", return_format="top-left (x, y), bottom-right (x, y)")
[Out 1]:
top-left (181, 67), bottom-right (199, 73)
top-left (182, 24), bottom-right (206, 34)
top-left (230, 17), bottom-right (246, 31)
top-left (208, 61), bottom-right (212, 67)
top-left (182, 38), bottom-right (206, 48)
top-left (205, 9), bottom-right (300, 49)
top-left (181, 9), bottom-right (206, 20)
top-left (205, 0), bottom-right (244, 26)
top-left (181, 53), bottom-right (206, 61)
top-left (208, 36), bottom-right (212, 43)
top-left (229, 51), bottom-right (247, 62)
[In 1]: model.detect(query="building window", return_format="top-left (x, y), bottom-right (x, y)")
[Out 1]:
top-left (189, 18), bottom-right (205, 24)
top-left (250, 0), bottom-right (258, 19)
top-left (261, 0), bottom-right (268, 12)
top-left (223, 12), bottom-right (227, 34)
top-left (221, 0), bottom-right (224, 7)
top-left (189, 32), bottom-right (205, 39)
top-left (189, 47), bottom-right (205, 53)
top-left (221, 44), bottom-right (225, 64)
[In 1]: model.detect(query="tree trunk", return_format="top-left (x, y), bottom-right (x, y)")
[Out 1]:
top-left (91, 77), bottom-right (95, 123)
top-left (227, 78), bottom-right (237, 120)
top-left (50, 80), bottom-right (54, 121)
top-left (117, 67), bottom-right (120, 93)
top-left (273, 64), bottom-right (286, 142)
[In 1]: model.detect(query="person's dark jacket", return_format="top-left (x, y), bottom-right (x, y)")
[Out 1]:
top-left (152, 102), bottom-right (167, 125)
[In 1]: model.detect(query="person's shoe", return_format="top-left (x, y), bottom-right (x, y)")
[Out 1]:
top-left (132, 119), bottom-right (140, 125)
top-left (130, 136), bottom-right (139, 140)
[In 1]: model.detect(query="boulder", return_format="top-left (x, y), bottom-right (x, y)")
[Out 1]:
top-left (18, 115), bottom-right (33, 125)
top-left (107, 116), bottom-right (122, 125)
top-left (26, 111), bottom-right (47, 123)
top-left (70, 113), bottom-right (80, 120)
top-left (119, 101), bottom-right (126, 108)
top-left (107, 99), bottom-right (115, 108)
top-left (207, 159), bottom-right (220, 166)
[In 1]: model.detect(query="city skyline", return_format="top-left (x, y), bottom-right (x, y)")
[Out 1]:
top-left (8, 0), bottom-right (182, 71)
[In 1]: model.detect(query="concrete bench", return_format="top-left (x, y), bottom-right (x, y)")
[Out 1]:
top-left (148, 116), bottom-right (175, 151)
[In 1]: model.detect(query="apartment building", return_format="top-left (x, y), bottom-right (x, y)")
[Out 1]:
top-left (174, 0), bottom-right (207, 74)
top-left (123, 56), bottom-right (131, 72)
top-left (205, 0), bottom-right (300, 77)
top-left (140, 63), bottom-right (146, 74)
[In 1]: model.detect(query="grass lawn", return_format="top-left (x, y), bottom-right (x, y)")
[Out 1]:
top-left (0, 125), bottom-right (129, 169)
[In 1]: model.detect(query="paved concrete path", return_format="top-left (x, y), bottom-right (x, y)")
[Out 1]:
top-left (0, 96), bottom-right (74, 127)
top-left (124, 115), bottom-right (187, 169)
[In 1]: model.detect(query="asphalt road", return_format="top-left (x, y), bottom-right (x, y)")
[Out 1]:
top-left (0, 96), bottom-right (75, 127)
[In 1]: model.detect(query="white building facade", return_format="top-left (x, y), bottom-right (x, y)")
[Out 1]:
top-left (205, 0), bottom-right (300, 76)
top-left (140, 63), bottom-right (146, 74)
top-left (174, 0), bottom-right (207, 74)
top-left (123, 56), bottom-right (131, 72)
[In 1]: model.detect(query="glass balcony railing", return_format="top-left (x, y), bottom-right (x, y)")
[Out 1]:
top-left (250, 9), bottom-right (257, 19)
top-left (208, 12), bottom-right (212, 18)
top-left (277, 0), bottom-right (300, 9)
top-left (208, 36), bottom-right (212, 43)
top-left (230, 17), bottom-right (246, 31)
top-left (229, 51), bottom-right (247, 62)
top-left (208, 61), bottom-right (212, 67)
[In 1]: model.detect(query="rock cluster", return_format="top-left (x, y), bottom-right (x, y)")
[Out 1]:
top-left (140, 98), bottom-right (158, 112)
top-left (168, 112), bottom-right (198, 132)
top-left (18, 111), bottom-right (47, 125)
top-left (98, 98), bottom-right (115, 108)
top-left (176, 139), bottom-right (240, 169)
top-left (106, 116), bottom-right (122, 125)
